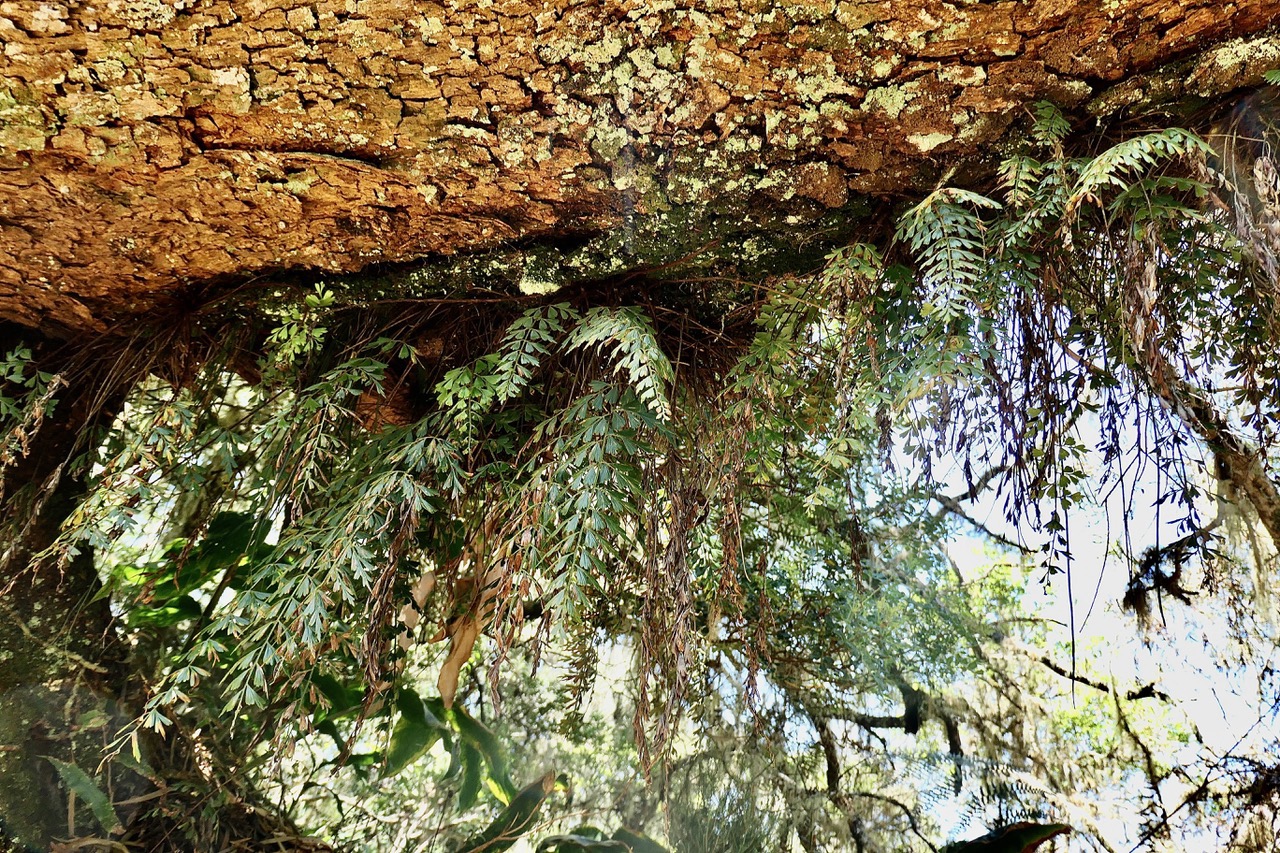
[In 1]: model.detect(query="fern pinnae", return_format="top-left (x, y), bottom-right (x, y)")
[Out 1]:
top-left (563, 307), bottom-right (676, 421)
top-left (1030, 100), bottom-right (1071, 149)
top-left (1065, 128), bottom-right (1210, 221)
top-left (898, 188), bottom-right (1001, 319)
top-left (999, 155), bottom-right (1044, 209)
top-left (490, 302), bottom-right (579, 405)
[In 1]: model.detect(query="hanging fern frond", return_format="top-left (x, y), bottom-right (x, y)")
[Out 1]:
top-left (521, 381), bottom-right (658, 619)
top-left (563, 307), bottom-right (676, 421)
top-left (898, 188), bottom-right (1002, 320)
top-left (491, 303), bottom-right (580, 405)
top-left (1065, 128), bottom-right (1210, 220)
top-left (1030, 100), bottom-right (1071, 149)
top-left (999, 155), bottom-right (1046, 209)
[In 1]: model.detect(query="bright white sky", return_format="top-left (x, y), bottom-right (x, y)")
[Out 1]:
top-left (933, 407), bottom-right (1280, 851)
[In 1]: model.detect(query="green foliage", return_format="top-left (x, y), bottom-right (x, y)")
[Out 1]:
top-left (665, 788), bottom-right (781, 853)
top-left (897, 187), bottom-right (1002, 320)
top-left (943, 822), bottom-right (1071, 853)
top-left (489, 303), bottom-right (578, 406)
top-left (562, 307), bottom-right (675, 420)
top-left (11, 98), bottom-right (1280, 853)
top-left (0, 343), bottom-right (62, 476)
top-left (264, 284), bottom-right (336, 367)
top-left (1065, 128), bottom-right (1209, 221)
top-left (537, 827), bottom-right (667, 852)
top-left (46, 757), bottom-right (121, 834)
top-left (453, 772), bottom-right (555, 853)
top-left (384, 688), bottom-right (450, 777)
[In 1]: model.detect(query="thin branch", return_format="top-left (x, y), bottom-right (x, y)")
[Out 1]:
top-left (846, 792), bottom-right (938, 852)
top-left (1036, 654), bottom-right (1171, 702)
top-left (935, 494), bottom-right (1035, 554)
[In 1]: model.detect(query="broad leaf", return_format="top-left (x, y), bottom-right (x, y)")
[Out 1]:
top-left (47, 757), bottom-right (120, 834)
top-left (453, 772), bottom-right (556, 853)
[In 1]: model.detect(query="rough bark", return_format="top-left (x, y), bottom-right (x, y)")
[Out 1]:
top-left (2, 0), bottom-right (1280, 335)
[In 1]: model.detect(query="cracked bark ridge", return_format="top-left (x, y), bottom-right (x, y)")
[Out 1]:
top-left (3, 0), bottom-right (1280, 334)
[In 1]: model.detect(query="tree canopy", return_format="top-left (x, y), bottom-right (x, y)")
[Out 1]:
top-left (5, 3), bottom-right (1280, 853)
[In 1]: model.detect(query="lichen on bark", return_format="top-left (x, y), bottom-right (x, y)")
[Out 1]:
top-left (3, 0), bottom-right (1280, 335)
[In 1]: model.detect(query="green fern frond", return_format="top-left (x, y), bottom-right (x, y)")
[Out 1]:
top-left (999, 156), bottom-right (1045, 209)
top-left (521, 382), bottom-right (655, 619)
top-left (436, 355), bottom-right (500, 433)
top-left (898, 188), bottom-right (1002, 319)
top-left (1065, 128), bottom-right (1210, 219)
top-left (1030, 101), bottom-right (1070, 149)
top-left (825, 242), bottom-right (885, 281)
top-left (491, 303), bottom-right (579, 405)
top-left (564, 307), bottom-right (675, 421)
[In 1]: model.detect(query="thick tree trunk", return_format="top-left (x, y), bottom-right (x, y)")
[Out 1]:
top-left (0, 335), bottom-right (136, 849)
top-left (2, 0), bottom-right (1280, 334)
top-left (1, 2), bottom-right (1279, 846)
top-left (0, 333), bottom-right (314, 852)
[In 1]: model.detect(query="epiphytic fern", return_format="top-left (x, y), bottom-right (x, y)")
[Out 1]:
top-left (563, 306), bottom-right (676, 421)
top-left (897, 188), bottom-right (1002, 320)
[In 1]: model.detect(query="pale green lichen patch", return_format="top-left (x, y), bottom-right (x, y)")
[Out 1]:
top-left (862, 82), bottom-right (917, 119)
top-left (663, 136), bottom-right (765, 206)
top-left (939, 65), bottom-right (986, 87)
top-left (868, 56), bottom-right (900, 81)
top-left (284, 171), bottom-right (318, 195)
top-left (517, 252), bottom-right (564, 294)
top-left (575, 33), bottom-right (627, 68)
top-left (777, 0), bottom-right (836, 24)
top-left (0, 87), bottom-right (49, 151)
top-left (353, 149), bottom-right (870, 303)
top-left (589, 125), bottom-right (633, 163)
top-left (61, 92), bottom-right (118, 127)
top-left (834, 0), bottom-right (892, 30)
top-left (1189, 34), bottom-right (1280, 95)
top-left (954, 110), bottom-right (1001, 144)
top-left (787, 54), bottom-right (861, 103)
top-left (109, 0), bottom-right (178, 29)
top-left (611, 158), bottom-right (670, 214)
top-left (1087, 79), bottom-right (1146, 115)
top-left (1055, 79), bottom-right (1093, 104)
top-left (907, 132), bottom-right (952, 153)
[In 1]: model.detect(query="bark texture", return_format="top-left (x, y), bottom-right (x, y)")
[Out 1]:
top-left (2, 0), bottom-right (1280, 334)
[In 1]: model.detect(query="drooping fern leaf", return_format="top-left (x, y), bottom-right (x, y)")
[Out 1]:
top-left (1065, 128), bottom-right (1210, 220)
top-left (999, 155), bottom-right (1046, 210)
top-left (520, 381), bottom-right (658, 619)
top-left (898, 188), bottom-right (1002, 319)
top-left (491, 303), bottom-right (580, 405)
top-left (563, 307), bottom-right (676, 421)
top-left (1029, 100), bottom-right (1070, 149)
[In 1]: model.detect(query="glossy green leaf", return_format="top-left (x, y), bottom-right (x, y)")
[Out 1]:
top-left (311, 672), bottom-right (361, 721)
top-left (384, 696), bottom-right (448, 777)
top-left (537, 834), bottom-right (629, 852)
top-left (453, 705), bottom-right (516, 801)
top-left (127, 593), bottom-right (203, 627)
top-left (47, 757), bottom-right (120, 833)
top-left (944, 822), bottom-right (1071, 853)
top-left (609, 828), bottom-right (670, 853)
top-left (453, 772), bottom-right (555, 853)
top-left (458, 742), bottom-right (483, 810)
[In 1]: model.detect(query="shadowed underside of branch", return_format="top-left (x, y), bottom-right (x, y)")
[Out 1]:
top-left (2, 0), bottom-right (1280, 335)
